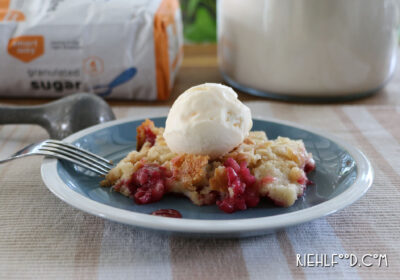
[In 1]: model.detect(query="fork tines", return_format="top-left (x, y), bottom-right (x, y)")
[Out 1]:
top-left (39, 140), bottom-right (113, 175)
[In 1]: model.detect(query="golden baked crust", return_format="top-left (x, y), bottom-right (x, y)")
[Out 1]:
top-left (101, 119), bottom-right (315, 212)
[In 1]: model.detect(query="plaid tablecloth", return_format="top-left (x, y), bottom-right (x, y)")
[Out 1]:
top-left (1, 95), bottom-right (400, 279)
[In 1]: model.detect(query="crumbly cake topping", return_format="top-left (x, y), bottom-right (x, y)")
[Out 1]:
top-left (101, 119), bottom-right (315, 213)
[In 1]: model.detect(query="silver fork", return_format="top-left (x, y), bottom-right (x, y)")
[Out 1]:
top-left (0, 139), bottom-right (113, 176)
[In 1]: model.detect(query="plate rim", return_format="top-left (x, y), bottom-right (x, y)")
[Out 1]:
top-left (41, 115), bottom-right (374, 234)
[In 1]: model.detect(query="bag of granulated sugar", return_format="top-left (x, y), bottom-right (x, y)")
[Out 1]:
top-left (0, 0), bottom-right (183, 100)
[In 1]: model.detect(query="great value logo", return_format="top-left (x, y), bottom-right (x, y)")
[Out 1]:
top-left (7, 36), bottom-right (44, 63)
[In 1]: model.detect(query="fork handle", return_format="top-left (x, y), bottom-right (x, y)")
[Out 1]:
top-left (0, 105), bottom-right (46, 125)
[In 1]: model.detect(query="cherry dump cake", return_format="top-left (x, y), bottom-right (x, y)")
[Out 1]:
top-left (101, 119), bottom-right (315, 213)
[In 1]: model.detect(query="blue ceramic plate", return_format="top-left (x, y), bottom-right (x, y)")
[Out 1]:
top-left (41, 117), bottom-right (373, 237)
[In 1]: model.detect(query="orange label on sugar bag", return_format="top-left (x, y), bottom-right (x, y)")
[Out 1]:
top-left (7, 36), bottom-right (44, 63)
top-left (0, 0), bottom-right (10, 21)
top-left (153, 0), bottom-right (180, 100)
top-left (0, 10), bottom-right (25, 21)
top-left (0, 0), bottom-right (24, 21)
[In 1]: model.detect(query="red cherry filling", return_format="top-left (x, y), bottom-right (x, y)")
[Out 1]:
top-left (151, 209), bottom-right (182, 218)
top-left (297, 173), bottom-right (314, 186)
top-left (127, 164), bottom-right (169, 204)
top-left (261, 176), bottom-right (275, 184)
top-left (217, 158), bottom-right (260, 213)
top-left (304, 159), bottom-right (315, 173)
top-left (297, 176), bottom-right (307, 185)
top-left (117, 156), bottom-right (314, 213)
top-left (144, 127), bottom-right (156, 146)
top-left (302, 159), bottom-right (315, 185)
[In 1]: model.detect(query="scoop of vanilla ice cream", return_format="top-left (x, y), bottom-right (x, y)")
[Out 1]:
top-left (163, 83), bottom-right (252, 158)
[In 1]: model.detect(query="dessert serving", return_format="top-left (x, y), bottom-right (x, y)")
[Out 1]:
top-left (101, 83), bottom-right (315, 213)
